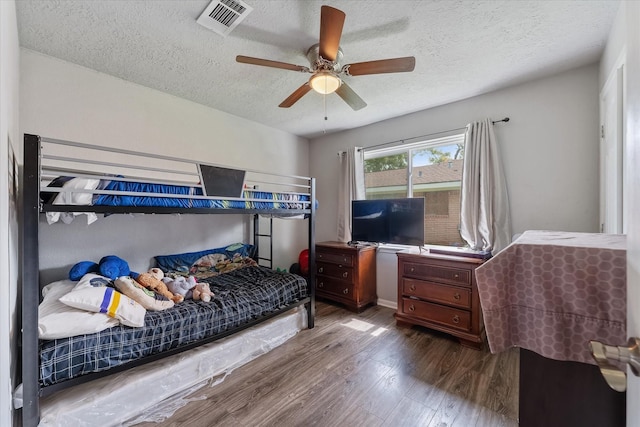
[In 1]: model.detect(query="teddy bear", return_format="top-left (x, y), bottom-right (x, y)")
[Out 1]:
top-left (161, 275), bottom-right (197, 300)
top-left (69, 255), bottom-right (132, 281)
top-left (192, 282), bottom-right (214, 303)
top-left (135, 268), bottom-right (184, 303)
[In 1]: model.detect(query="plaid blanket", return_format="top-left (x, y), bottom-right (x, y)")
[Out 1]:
top-left (39, 266), bottom-right (308, 387)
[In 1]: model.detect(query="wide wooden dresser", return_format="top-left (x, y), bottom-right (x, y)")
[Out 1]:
top-left (315, 241), bottom-right (377, 312)
top-left (396, 249), bottom-right (486, 349)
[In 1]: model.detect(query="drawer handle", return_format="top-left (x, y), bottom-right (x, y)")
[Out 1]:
top-left (318, 282), bottom-right (324, 288)
top-left (343, 288), bottom-right (349, 294)
top-left (318, 267), bottom-right (324, 273)
top-left (410, 267), bottom-right (415, 272)
top-left (342, 257), bottom-right (348, 263)
top-left (409, 304), bottom-right (415, 312)
top-left (342, 272), bottom-right (349, 278)
top-left (452, 315), bottom-right (460, 324)
top-left (318, 254), bottom-right (323, 259)
top-left (454, 273), bottom-right (459, 278)
top-left (409, 284), bottom-right (416, 292)
top-left (453, 292), bottom-right (461, 300)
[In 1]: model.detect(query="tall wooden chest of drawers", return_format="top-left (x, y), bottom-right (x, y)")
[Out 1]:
top-left (315, 241), bottom-right (377, 312)
top-left (396, 250), bottom-right (485, 349)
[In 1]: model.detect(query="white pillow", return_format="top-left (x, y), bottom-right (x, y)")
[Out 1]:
top-left (59, 274), bottom-right (146, 328)
top-left (38, 279), bottom-right (119, 339)
top-left (114, 276), bottom-right (175, 311)
top-left (45, 177), bottom-right (101, 225)
top-left (51, 177), bottom-right (101, 205)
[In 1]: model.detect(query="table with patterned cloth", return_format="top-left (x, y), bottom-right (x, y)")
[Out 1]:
top-left (475, 230), bottom-right (627, 365)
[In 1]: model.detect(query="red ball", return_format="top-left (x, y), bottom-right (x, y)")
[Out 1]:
top-left (298, 249), bottom-right (309, 275)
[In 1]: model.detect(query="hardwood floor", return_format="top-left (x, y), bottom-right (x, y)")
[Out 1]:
top-left (133, 302), bottom-right (519, 427)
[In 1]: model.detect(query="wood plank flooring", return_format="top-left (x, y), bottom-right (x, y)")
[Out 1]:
top-left (133, 302), bottom-right (519, 427)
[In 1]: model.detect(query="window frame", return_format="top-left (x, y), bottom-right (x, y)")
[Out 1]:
top-left (363, 132), bottom-right (466, 198)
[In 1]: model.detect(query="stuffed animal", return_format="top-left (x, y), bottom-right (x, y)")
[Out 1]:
top-left (69, 255), bottom-right (132, 281)
top-left (136, 268), bottom-right (184, 303)
top-left (192, 282), bottom-right (214, 303)
top-left (162, 275), bottom-right (197, 300)
top-left (98, 255), bottom-right (131, 280)
top-left (69, 261), bottom-right (99, 281)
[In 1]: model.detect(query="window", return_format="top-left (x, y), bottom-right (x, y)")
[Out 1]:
top-left (364, 133), bottom-right (465, 246)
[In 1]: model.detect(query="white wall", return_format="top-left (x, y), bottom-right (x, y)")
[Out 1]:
top-left (0, 1), bottom-right (21, 425)
top-left (310, 64), bottom-right (601, 244)
top-left (20, 50), bottom-right (310, 283)
top-left (376, 247), bottom-right (401, 308)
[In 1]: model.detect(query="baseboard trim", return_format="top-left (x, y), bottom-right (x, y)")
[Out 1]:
top-left (377, 299), bottom-right (397, 310)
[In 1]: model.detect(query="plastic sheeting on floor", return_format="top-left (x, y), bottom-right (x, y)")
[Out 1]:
top-left (37, 307), bottom-right (307, 426)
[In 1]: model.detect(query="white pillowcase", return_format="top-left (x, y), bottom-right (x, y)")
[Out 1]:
top-left (59, 273), bottom-right (146, 328)
top-left (38, 279), bottom-right (119, 339)
top-left (45, 177), bottom-right (101, 225)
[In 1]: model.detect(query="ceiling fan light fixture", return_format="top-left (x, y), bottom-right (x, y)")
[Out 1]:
top-left (309, 71), bottom-right (341, 94)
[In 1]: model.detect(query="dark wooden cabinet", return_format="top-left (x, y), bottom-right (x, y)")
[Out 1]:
top-left (396, 250), bottom-right (485, 349)
top-left (315, 241), bottom-right (377, 312)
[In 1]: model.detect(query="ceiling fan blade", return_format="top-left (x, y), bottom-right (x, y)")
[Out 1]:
top-left (236, 55), bottom-right (310, 73)
top-left (335, 83), bottom-right (367, 111)
top-left (279, 83), bottom-right (312, 108)
top-left (344, 56), bottom-right (416, 76)
top-left (319, 6), bottom-right (346, 62)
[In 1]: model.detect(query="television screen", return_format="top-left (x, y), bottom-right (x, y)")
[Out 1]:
top-left (351, 198), bottom-right (425, 246)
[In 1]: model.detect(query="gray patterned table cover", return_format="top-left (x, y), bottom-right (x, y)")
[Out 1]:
top-left (475, 230), bottom-right (626, 364)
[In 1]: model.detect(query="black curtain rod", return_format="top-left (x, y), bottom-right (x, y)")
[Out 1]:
top-left (355, 117), bottom-right (510, 152)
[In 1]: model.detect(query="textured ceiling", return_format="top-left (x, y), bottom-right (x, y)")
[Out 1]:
top-left (16, 0), bottom-right (619, 139)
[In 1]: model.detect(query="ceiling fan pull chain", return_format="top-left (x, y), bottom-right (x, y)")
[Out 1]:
top-left (324, 93), bottom-right (328, 121)
top-left (323, 93), bottom-right (328, 134)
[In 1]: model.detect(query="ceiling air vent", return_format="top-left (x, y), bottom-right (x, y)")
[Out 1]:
top-left (196, 0), bottom-right (253, 37)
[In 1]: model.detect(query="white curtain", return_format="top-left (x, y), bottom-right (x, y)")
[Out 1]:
top-left (337, 147), bottom-right (365, 242)
top-left (460, 119), bottom-right (512, 253)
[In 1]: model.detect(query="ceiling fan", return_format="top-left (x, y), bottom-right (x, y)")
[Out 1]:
top-left (236, 5), bottom-right (416, 111)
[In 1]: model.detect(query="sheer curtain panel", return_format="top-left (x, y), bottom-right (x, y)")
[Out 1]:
top-left (337, 147), bottom-right (365, 242)
top-left (460, 119), bottom-right (512, 253)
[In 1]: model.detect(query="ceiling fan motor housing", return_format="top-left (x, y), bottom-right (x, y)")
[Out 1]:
top-left (306, 43), bottom-right (343, 72)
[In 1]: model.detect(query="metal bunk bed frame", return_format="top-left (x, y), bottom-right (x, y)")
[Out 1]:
top-left (20, 133), bottom-right (316, 426)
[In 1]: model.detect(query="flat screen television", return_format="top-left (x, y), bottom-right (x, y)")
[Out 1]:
top-left (351, 198), bottom-right (425, 246)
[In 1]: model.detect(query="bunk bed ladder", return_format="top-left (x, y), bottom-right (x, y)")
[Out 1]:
top-left (253, 215), bottom-right (273, 269)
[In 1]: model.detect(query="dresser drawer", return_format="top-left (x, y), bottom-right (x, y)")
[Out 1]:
top-left (317, 262), bottom-right (353, 281)
top-left (402, 262), bottom-right (471, 287)
top-left (316, 278), bottom-right (355, 299)
top-left (316, 251), bottom-right (354, 267)
top-left (401, 298), bottom-right (471, 332)
top-left (402, 278), bottom-right (471, 309)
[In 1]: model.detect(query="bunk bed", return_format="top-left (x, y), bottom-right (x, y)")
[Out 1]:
top-left (20, 134), bottom-right (316, 426)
